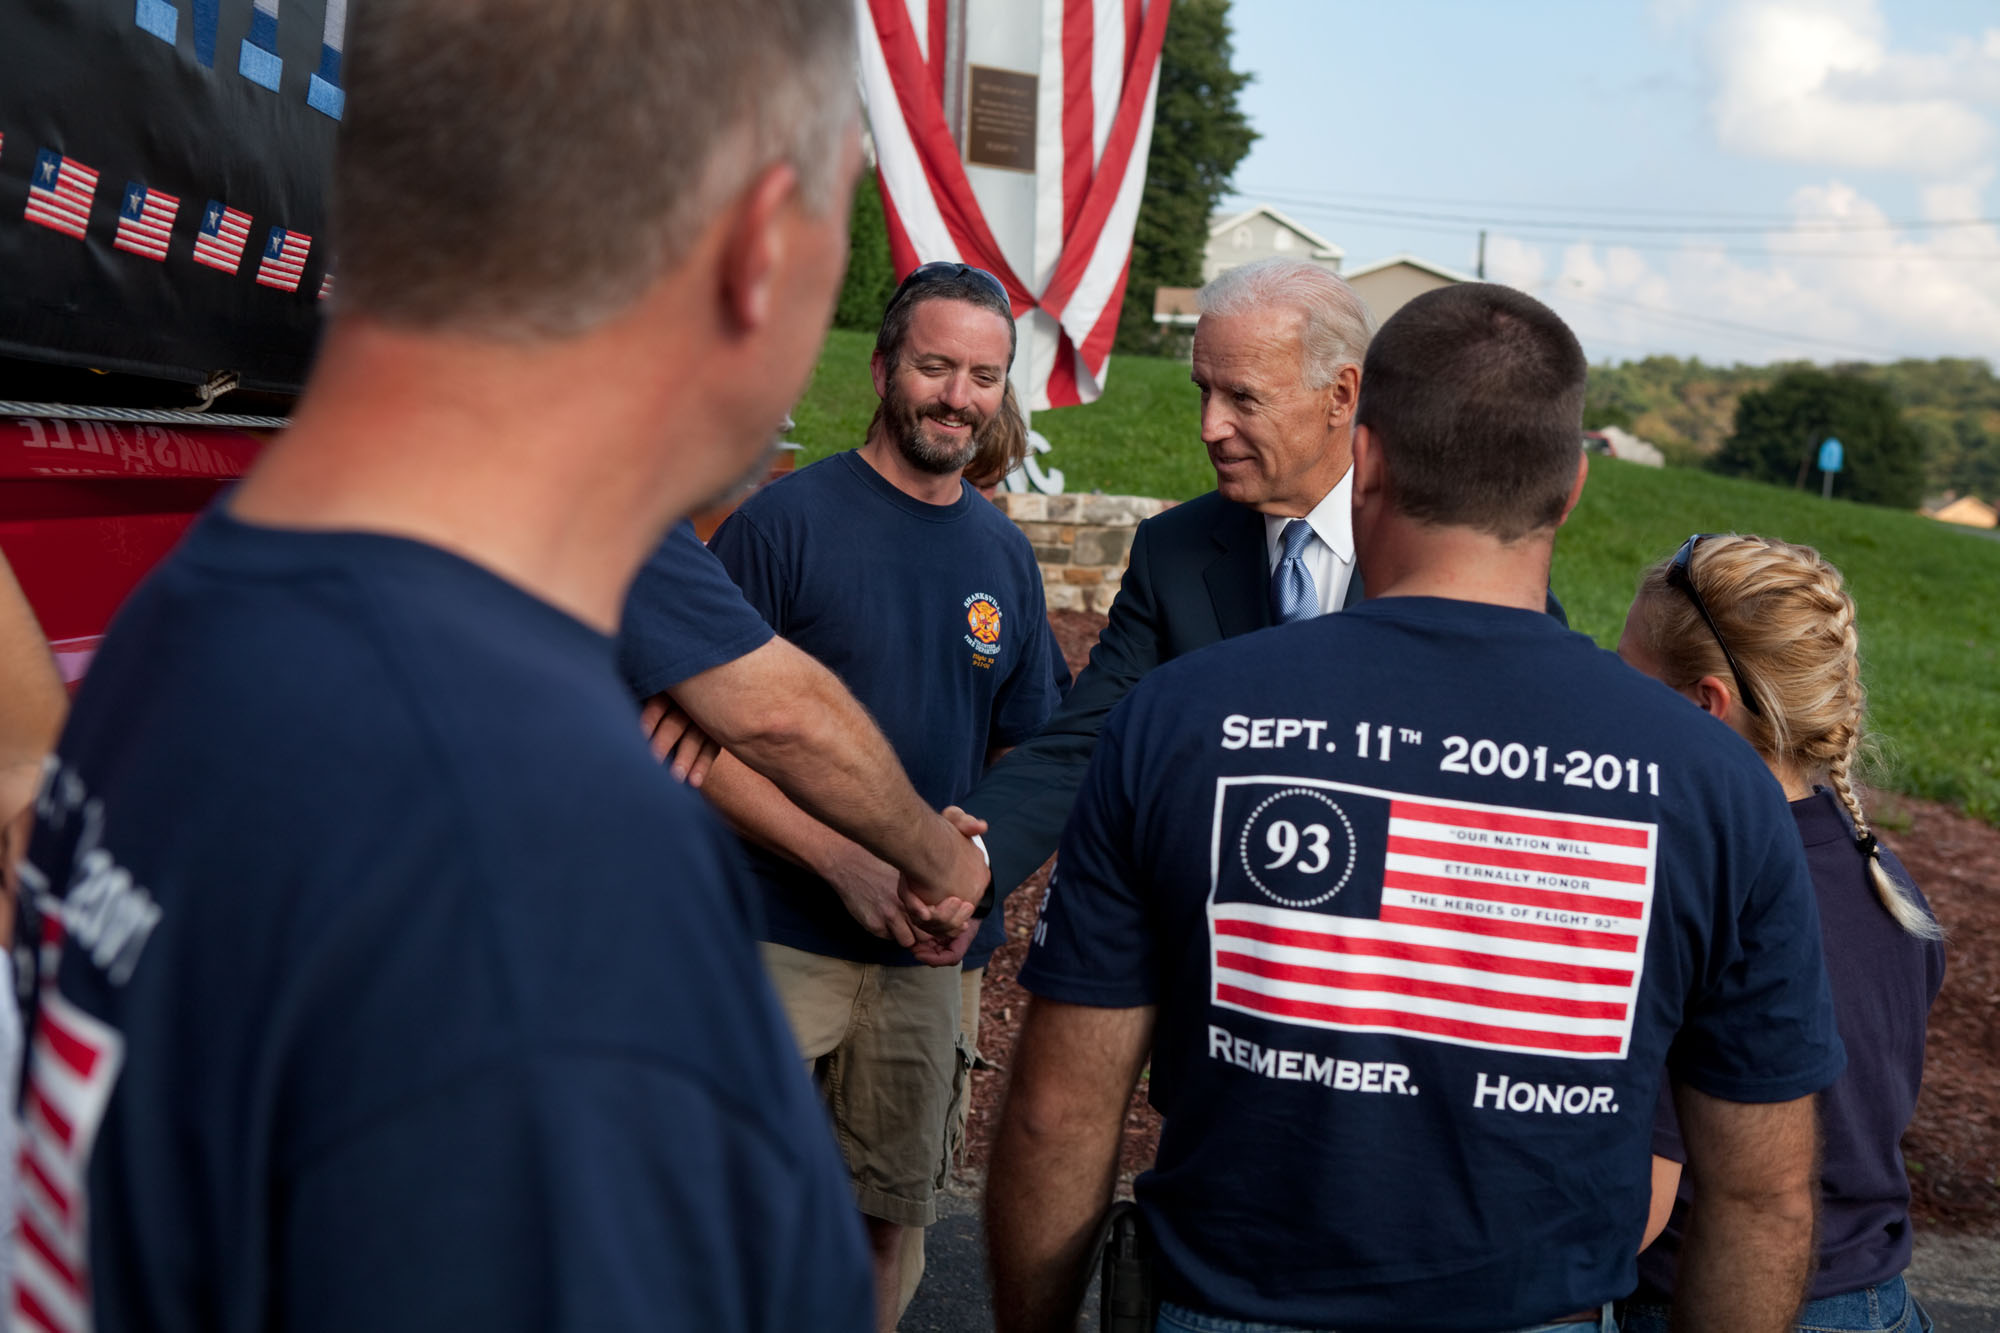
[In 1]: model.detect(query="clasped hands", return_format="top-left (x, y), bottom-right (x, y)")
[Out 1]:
top-left (815, 806), bottom-right (990, 967)
top-left (642, 695), bottom-right (991, 966)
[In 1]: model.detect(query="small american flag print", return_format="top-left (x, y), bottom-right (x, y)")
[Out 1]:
top-left (192, 200), bottom-right (253, 274)
top-left (255, 226), bottom-right (312, 292)
top-left (113, 182), bottom-right (180, 262)
top-left (25, 149), bottom-right (99, 241)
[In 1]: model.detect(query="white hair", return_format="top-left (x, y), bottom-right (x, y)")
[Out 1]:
top-left (1197, 258), bottom-right (1377, 389)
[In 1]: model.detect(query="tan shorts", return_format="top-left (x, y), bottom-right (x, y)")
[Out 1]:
top-left (759, 942), bottom-right (964, 1228)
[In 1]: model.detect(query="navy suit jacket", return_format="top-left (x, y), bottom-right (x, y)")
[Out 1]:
top-left (965, 488), bottom-right (1565, 899)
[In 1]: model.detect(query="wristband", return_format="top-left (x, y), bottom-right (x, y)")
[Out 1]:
top-left (968, 835), bottom-right (996, 920)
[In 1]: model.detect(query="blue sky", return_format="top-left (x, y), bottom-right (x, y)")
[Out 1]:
top-left (1219, 0), bottom-right (2000, 366)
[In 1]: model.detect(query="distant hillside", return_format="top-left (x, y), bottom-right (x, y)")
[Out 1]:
top-left (1585, 356), bottom-right (2000, 500)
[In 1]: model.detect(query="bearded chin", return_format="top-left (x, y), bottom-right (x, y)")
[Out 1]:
top-left (895, 405), bottom-right (987, 476)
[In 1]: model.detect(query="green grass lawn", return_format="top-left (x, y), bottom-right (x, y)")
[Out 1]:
top-left (796, 338), bottom-right (2000, 822)
top-left (793, 331), bottom-right (1210, 498)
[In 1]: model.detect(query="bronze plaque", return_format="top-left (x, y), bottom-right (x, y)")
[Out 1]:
top-left (965, 65), bottom-right (1037, 173)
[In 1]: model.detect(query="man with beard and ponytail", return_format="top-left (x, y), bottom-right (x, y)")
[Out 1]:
top-left (697, 263), bottom-right (1060, 1330)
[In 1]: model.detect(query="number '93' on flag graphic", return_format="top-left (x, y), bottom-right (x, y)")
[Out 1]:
top-left (1206, 777), bottom-right (1658, 1060)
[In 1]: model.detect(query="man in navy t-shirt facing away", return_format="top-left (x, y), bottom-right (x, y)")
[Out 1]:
top-left (692, 265), bottom-right (1059, 1329)
top-left (10, 3), bottom-right (882, 1330)
top-left (987, 285), bottom-right (1846, 1333)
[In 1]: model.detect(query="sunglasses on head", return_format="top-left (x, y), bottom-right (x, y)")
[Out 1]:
top-left (887, 261), bottom-right (1009, 313)
top-left (1665, 534), bottom-right (1764, 718)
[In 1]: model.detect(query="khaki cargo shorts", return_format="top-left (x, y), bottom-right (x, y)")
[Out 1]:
top-left (759, 943), bottom-right (964, 1228)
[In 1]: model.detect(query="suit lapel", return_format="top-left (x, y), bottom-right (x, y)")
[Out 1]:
top-left (1205, 500), bottom-right (1273, 640)
top-left (1342, 562), bottom-right (1365, 608)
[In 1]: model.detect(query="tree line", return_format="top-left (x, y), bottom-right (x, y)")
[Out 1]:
top-left (1589, 357), bottom-right (2000, 509)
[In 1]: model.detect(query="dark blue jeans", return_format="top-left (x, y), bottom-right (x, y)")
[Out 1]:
top-left (1619, 1273), bottom-right (1933, 1333)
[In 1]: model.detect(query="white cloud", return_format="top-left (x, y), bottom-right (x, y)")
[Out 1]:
top-left (1498, 179), bottom-right (2000, 365)
top-left (1708, 0), bottom-right (1997, 174)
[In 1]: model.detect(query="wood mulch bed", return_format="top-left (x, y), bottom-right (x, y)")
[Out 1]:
top-left (961, 610), bottom-right (2000, 1232)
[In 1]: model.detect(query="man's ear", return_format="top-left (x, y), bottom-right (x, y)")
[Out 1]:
top-left (1352, 423), bottom-right (1386, 504)
top-left (870, 348), bottom-right (890, 402)
top-left (1555, 451), bottom-right (1589, 527)
top-left (1326, 362), bottom-right (1361, 427)
top-left (717, 162), bottom-right (802, 335)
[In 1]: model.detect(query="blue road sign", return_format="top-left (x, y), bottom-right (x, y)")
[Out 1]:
top-left (1819, 437), bottom-right (1845, 473)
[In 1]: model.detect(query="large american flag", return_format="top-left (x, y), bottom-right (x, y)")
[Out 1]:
top-left (1207, 778), bottom-right (1658, 1060)
top-left (113, 181), bottom-right (180, 262)
top-left (192, 199), bottom-right (252, 274)
top-left (25, 150), bottom-right (99, 242)
top-left (254, 226), bottom-right (312, 292)
top-left (858, 0), bottom-right (1170, 409)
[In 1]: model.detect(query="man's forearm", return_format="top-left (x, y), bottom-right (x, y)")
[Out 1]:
top-left (0, 553), bottom-right (64, 822)
top-left (1670, 1189), bottom-right (1815, 1332)
top-left (670, 639), bottom-right (981, 903)
top-left (693, 750), bottom-right (846, 873)
top-left (987, 1001), bottom-right (1152, 1333)
top-left (1669, 1087), bottom-right (1819, 1333)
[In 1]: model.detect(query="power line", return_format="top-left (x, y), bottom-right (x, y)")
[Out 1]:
top-left (1238, 186), bottom-right (2000, 235)
top-left (1547, 286), bottom-right (1908, 360)
top-left (1251, 198), bottom-right (2000, 263)
top-left (1236, 184), bottom-right (1831, 223)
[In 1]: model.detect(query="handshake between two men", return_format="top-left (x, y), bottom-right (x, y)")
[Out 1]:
top-left (637, 650), bottom-right (994, 966)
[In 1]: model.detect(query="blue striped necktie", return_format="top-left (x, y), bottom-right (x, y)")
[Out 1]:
top-left (1272, 518), bottom-right (1320, 623)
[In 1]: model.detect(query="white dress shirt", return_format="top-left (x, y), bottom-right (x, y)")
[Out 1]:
top-left (1262, 468), bottom-right (1356, 615)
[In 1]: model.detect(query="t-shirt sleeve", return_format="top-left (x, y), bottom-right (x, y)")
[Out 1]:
top-left (279, 1053), bottom-right (873, 1333)
top-left (1649, 1075), bottom-right (1686, 1164)
top-left (615, 521), bottom-right (775, 700)
top-left (1017, 709), bottom-right (1155, 1007)
top-left (706, 507), bottom-right (792, 632)
top-left (1668, 799), bottom-right (1847, 1104)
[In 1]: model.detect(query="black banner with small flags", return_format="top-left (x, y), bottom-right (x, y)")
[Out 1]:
top-left (0, 0), bottom-right (343, 394)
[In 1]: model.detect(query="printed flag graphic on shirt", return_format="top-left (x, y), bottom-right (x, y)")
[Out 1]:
top-left (1206, 777), bottom-right (1657, 1060)
top-left (254, 226), bottom-right (312, 292)
top-left (113, 181), bottom-right (181, 261)
top-left (14, 970), bottom-right (125, 1333)
top-left (192, 200), bottom-right (252, 274)
top-left (25, 150), bottom-right (100, 241)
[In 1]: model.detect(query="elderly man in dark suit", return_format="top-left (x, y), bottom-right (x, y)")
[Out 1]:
top-left (958, 257), bottom-right (1378, 913)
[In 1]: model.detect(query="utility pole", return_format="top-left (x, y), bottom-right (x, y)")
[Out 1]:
top-left (1477, 229), bottom-right (1486, 281)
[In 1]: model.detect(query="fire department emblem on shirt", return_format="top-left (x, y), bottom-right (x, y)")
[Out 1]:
top-left (963, 593), bottom-right (1003, 661)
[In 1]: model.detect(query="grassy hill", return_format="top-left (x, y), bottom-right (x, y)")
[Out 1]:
top-left (794, 340), bottom-right (2000, 822)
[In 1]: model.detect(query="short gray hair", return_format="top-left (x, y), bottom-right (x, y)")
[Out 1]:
top-left (1197, 258), bottom-right (1377, 389)
top-left (335, 0), bottom-right (857, 338)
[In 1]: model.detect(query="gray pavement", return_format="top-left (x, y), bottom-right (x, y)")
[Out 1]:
top-left (904, 1180), bottom-right (1999, 1332)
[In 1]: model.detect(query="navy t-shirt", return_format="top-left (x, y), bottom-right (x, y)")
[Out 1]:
top-left (964, 622), bottom-right (1073, 973)
top-left (1637, 787), bottom-right (1944, 1302)
top-left (617, 519), bottom-right (776, 699)
top-left (11, 510), bottom-right (871, 1333)
top-left (1020, 597), bottom-right (1846, 1331)
top-left (709, 450), bottom-right (1059, 966)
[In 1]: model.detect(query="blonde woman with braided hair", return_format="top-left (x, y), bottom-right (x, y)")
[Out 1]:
top-left (1617, 533), bottom-right (1945, 1333)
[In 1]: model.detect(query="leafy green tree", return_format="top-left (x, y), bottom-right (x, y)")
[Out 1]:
top-left (833, 172), bottom-right (898, 332)
top-left (1115, 0), bottom-right (1258, 354)
top-left (1711, 368), bottom-right (1927, 508)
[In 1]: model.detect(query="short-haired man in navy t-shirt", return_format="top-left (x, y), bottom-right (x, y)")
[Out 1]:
top-left (987, 285), bottom-right (1845, 1333)
top-left (10, 2), bottom-right (881, 1329)
top-left (691, 265), bottom-right (1060, 1329)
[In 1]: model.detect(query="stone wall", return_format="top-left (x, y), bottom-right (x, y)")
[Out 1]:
top-left (990, 492), bottom-right (1174, 613)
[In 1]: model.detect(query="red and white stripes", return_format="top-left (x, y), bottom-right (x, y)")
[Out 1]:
top-left (858, 0), bottom-right (1170, 409)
